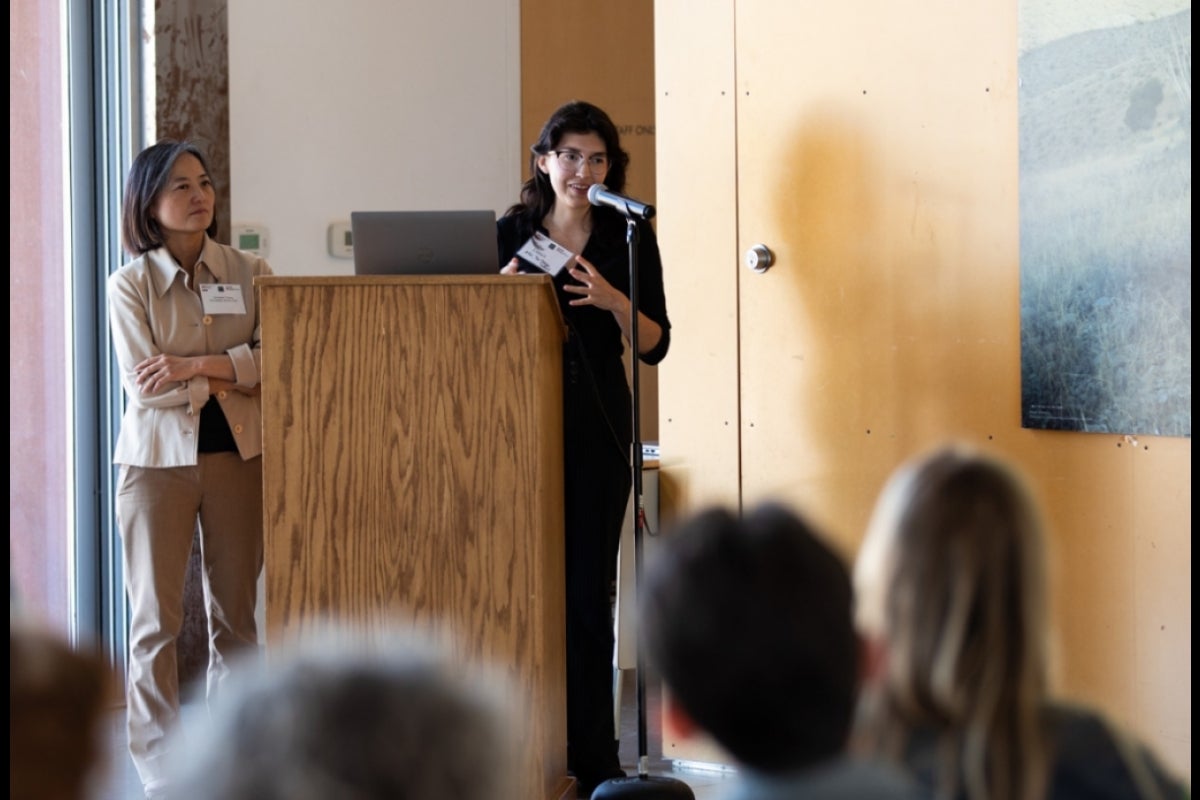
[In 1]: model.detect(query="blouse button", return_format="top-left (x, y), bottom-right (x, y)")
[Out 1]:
top-left (233, 424), bottom-right (244, 434)
top-left (203, 315), bottom-right (213, 325)
top-left (218, 391), bottom-right (228, 400)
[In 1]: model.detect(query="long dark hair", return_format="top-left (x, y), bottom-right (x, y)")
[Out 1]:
top-left (504, 100), bottom-right (630, 223)
top-left (120, 139), bottom-right (219, 257)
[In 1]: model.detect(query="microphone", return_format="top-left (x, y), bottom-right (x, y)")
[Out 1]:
top-left (587, 184), bottom-right (656, 220)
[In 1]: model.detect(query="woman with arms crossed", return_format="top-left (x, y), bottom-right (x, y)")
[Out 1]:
top-left (108, 139), bottom-right (271, 799)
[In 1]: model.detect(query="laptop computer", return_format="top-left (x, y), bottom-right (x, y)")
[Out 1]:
top-left (351, 209), bottom-right (499, 276)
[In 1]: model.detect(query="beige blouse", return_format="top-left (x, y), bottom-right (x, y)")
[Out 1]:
top-left (107, 238), bottom-right (272, 468)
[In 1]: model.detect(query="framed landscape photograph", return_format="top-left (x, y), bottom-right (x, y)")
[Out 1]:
top-left (1018, 0), bottom-right (1191, 437)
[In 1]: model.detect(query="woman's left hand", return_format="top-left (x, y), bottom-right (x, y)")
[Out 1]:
top-left (564, 255), bottom-right (624, 311)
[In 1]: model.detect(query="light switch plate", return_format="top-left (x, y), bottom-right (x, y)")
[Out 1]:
top-left (328, 220), bottom-right (353, 258)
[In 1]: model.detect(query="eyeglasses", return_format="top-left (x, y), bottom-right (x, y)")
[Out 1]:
top-left (549, 149), bottom-right (610, 173)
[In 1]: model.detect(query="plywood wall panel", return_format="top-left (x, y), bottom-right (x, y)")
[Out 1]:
top-left (654, 0), bottom-right (741, 514)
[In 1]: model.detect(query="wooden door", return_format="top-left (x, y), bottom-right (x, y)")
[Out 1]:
top-left (659, 0), bottom-right (1021, 547)
top-left (733, 0), bottom-right (1020, 548)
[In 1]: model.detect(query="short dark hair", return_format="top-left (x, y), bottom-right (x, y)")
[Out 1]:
top-left (640, 502), bottom-right (859, 773)
top-left (120, 139), bottom-right (219, 257)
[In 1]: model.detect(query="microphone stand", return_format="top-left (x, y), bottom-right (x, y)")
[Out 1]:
top-left (591, 217), bottom-right (694, 800)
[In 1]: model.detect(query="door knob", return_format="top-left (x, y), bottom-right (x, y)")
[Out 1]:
top-left (745, 244), bottom-right (774, 273)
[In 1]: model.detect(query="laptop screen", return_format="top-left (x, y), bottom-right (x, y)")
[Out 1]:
top-left (350, 210), bottom-right (500, 276)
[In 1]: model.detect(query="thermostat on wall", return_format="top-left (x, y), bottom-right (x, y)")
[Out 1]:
top-left (232, 224), bottom-right (269, 257)
top-left (328, 220), bottom-right (353, 259)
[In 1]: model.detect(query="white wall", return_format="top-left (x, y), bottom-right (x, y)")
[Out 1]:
top-left (229, 0), bottom-right (521, 276)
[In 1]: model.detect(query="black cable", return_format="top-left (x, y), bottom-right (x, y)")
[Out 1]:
top-left (562, 314), bottom-right (633, 470)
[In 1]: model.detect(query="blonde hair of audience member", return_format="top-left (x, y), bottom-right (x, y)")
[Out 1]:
top-left (10, 618), bottom-right (113, 800)
top-left (853, 443), bottom-right (1187, 800)
top-left (854, 444), bottom-right (1053, 800)
top-left (165, 627), bottom-right (522, 800)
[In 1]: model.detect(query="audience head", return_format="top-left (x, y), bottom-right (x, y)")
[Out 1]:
top-left (167, 627), bottom-right (521, 800)
top-left (10, 618), bottom-right (112, 800)
top-left (853, 442), bottom-right (1050, 799)
top-left (640, 501), bottom-right (859, 773)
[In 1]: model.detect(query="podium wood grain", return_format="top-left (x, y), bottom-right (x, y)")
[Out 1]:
top-left (257, 274), bottom-right (573, 800)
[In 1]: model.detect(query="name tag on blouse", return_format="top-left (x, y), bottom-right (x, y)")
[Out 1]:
top-left (200, 283), bottom-right (247, 315)
top-left (516, 232), bottom-right (574, 277)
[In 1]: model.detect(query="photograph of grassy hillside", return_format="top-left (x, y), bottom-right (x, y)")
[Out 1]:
top-left (1019, 5), bottom-right (1191, 436)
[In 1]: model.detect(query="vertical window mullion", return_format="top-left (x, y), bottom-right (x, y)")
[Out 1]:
top-left (67, 0), bottom-right (146, 672)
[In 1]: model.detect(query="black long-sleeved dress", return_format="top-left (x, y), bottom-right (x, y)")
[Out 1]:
top-left (498, 206), bottom-right (671, 782)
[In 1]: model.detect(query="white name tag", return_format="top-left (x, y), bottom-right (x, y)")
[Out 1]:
top-left (200, 283), bottom-right (248, 315)
top-left (516, 232), bottom-right (574, 277)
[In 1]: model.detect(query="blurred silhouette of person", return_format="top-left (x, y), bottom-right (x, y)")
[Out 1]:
top-left (10, 616), bottom-right (113, 800)
top-left (165, 627), bottom-right (522, 800)
top-left (498, 99), bottom-right (671, 794)
top-left (853, 443), bottom-right (1188, 800)
top-left (640, 502), bottom-right (926, 799)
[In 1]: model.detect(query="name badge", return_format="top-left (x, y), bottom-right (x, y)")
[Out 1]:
top-left (516, 232), bottom-right (574, 277)
top-left (200, 283), bottom-right (247, 315)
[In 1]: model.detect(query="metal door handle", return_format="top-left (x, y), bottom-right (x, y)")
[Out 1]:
top-left (745, 244), bottom-right (774, 273)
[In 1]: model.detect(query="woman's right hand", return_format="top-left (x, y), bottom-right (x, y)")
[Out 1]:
top-left (500, 258), bottom-right (519, 275)
top-left (135, 353), bottom-right (196, 393)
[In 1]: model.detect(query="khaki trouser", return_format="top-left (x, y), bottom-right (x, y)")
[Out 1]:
top-left (115, 452), bottom-right (263, 794)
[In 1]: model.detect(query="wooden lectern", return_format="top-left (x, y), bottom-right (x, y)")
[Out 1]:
top-left (256, 274), bottom-right (573, 800)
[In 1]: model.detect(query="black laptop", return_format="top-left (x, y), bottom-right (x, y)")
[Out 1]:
top-left (350, 209), bottom-right (499, 276)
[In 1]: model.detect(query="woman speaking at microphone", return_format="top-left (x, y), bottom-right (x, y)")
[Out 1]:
top-left (497, 100), bottom-right (671, 796)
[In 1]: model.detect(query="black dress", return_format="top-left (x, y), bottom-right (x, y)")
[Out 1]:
top-left (497, 208), bottom-right (671, 784)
